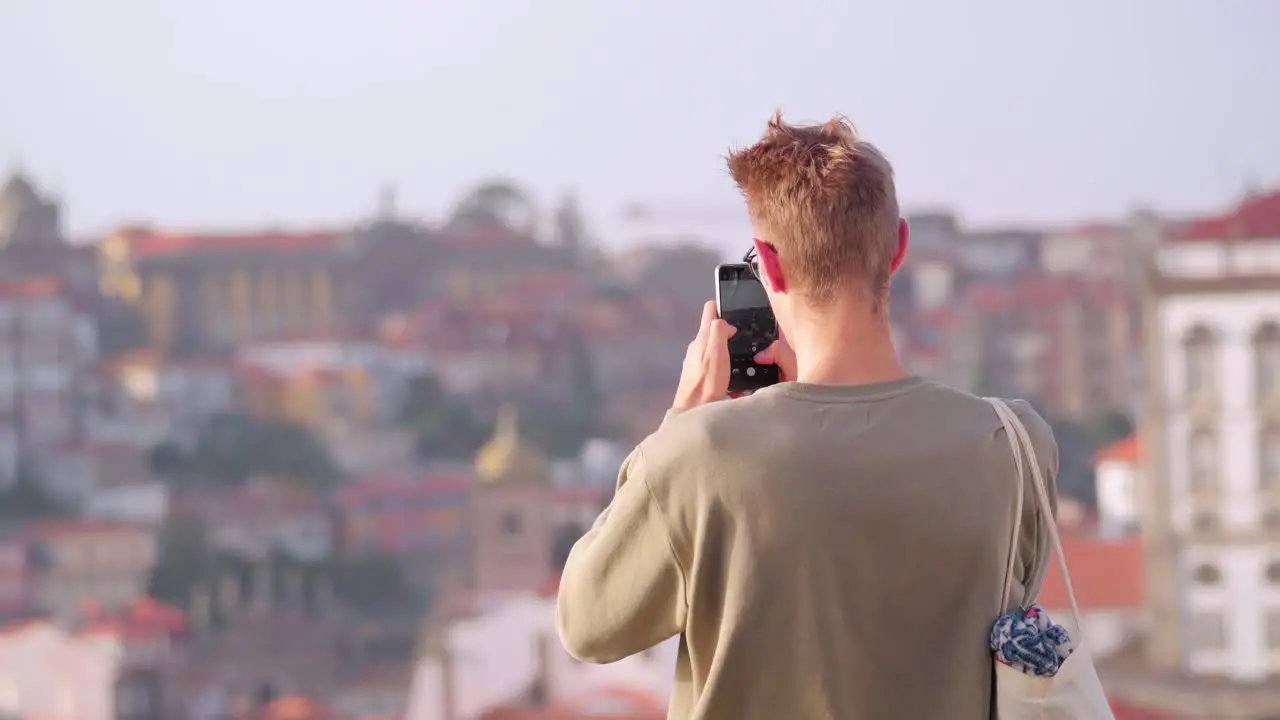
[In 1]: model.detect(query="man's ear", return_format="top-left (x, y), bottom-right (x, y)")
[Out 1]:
top-left (889, 218), bottom-right (909, 274)
top-left (753, 238), bottom-right (787, 294)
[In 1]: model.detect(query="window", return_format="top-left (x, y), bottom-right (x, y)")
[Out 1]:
top-left (1256, 322), bottom-right (1280, 399)
top-left (1184, 324), bottom-right (1217, 397)
top-left (1192, 563), bottom-right (1222, 585)
top-left (1192, 611), bottom-right (1228, 651)
top-left (1193, 512), bottom-right (1219, 533)
top-left (1264, 509), bottom-right (1280, 532)
top-left (502, 511), bottom-right (523, 538)
top-left (1269, 611), bottom-right (1280, 650)
top-left (1190, 431), bottom-right (1219, 492)
top-left (1263, 428), bottom-right (1280, 489)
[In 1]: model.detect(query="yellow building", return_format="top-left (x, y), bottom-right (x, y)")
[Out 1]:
top-left (98, 228), bottom-right (343, 354)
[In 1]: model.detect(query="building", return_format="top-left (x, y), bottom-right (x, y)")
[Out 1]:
top-left (99, 227), bottom-right (346, 354)
top-left (407, 592), bottom-right (677, 720)
top-left (1095, 434), bottom-right (1142, 538)
top-left (172, 482), bottom-right (334, 563)
top-left (964, 273), bottom-right (1135, 420)
top-left (0, 275), bottom-right (98, 484)
top-left (0, 600), bottom-right (181, 720)
top-left (0, 170), bottom-right (99, 297)
top-left (97, 350), bottom-right (238, 446)
top-left (1036, 531), bottom-right (1146, 660)
top-left (22, 519), bottom-right (157, 620)
top-left (1121, 188), bottom-right (1280, 715)
top-left (0, 530), bottom-right (28, 618)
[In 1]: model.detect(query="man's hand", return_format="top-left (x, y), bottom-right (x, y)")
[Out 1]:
top-left (672, 301), bottom-right (737, 411)
top-left (754, 334), bottom-right (797, 382)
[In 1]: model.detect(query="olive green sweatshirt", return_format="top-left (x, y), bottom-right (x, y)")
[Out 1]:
top-left (557, 377), bottom-right (1058, 720)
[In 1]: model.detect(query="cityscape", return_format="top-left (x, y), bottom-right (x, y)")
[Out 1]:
top-left (0, 162), bottom-right (1277, 718)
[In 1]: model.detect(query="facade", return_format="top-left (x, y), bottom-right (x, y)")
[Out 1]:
top-left (408, 592), bottom-right (676, 720)
top-left (99, 227), bottom-right (346, 354)
top-left (23, 519), bottom-right (158, 619)
top-left (1128, 188), bottom-right (1280, 715)
top-left (0, 275), bottom-right (98, 484)
top-left (965, 273), bottom-right (1134, 420)
top-left (98, 351), bottom-right (238, 446)
top-left (0, 171), bottom-right (99, 298)
top-left (0, 531), bottom-right (28, 617)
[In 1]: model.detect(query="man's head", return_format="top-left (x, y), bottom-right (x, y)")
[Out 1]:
top-left (727, 113), bottom-right (908, 319)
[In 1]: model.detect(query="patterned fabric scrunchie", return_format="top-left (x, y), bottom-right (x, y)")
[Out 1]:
top-left (990, 604), bottom-right (1076, 677)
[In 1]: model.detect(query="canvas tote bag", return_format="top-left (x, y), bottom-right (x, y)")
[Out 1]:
top-left (986, 398), bottom-right (1114, 720)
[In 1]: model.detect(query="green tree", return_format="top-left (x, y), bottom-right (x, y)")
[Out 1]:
top-left (1090, 410), bottom-right (1135, 448)
top-left (552, 521), bottom-right (586, 569)
top-left (154, 413), bottom-right (342, 488)
top-left (1047, 416), bottom-right (1099, 508)
top-left (400, 373), bottom-right (494, 460)
top-left (147, 515), bottom-right (217, 606)
top-left (326, 551), bottom-right (420, 614)
top-left (0, 466), bottom-right (69, 521)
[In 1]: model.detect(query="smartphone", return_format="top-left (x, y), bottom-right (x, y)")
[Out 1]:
top-left (714, 262), bottom-right (780, 393)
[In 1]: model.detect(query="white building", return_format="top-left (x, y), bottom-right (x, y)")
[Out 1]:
top-left (406, 591), bottom-right (676, 719)
top-left (1133, 188), bottom-right (1280, 715)
top-left (0, 277), bottom-right (97, 485)
top-left (1094, 434), bottom-right (1141, 538)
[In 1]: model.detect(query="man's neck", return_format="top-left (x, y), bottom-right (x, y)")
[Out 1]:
top-left (789, 302), bottom-right (909, 387)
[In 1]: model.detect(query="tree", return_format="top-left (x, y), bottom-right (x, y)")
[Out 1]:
top-left (399, 374), bottom-right (449, 426)
top-left (1048, 416), bottom-right (1099, 508)
top-left (326, 552), bottom-right (420, 614)
top-left (152, 413), bottom-right (343, 489)
top-left (0, 466), bottom-right (69, 521)
top-left (147, 515), bottom-right (216, 606)
top-left (1090, 410), bottom-right (1134, 448)
top-left (552, 522), bottom-right (586, 569)
top-left (400, 373), bottom-right (494, 461)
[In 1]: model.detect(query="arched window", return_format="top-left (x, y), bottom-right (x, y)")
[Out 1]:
top-left (1192, 563), bottom-right (1221, 585)
top-left (1262, 426), bottom-right (1280, 489)
top-left (1255, 322), bottom-right (1280, 400)
top-left (1183, 324), bottom-right (1217, 398)
top-left (1190, 430), bottom-right (1219, 492)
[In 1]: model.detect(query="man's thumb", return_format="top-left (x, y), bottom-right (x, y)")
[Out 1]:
top-left (754, 340), bottom-right (781, 364)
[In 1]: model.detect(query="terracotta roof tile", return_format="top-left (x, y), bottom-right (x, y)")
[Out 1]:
top-left (1037, 534), bottom-right (1144, 611)
top-left (0, 275), bottom-right (63, 300)
top-left (122, 228), bottom-right (341, 260)
top-left (1175, 189), bottom-right (1280, 242)
top-left (1095, 434), bottom-right (1140, 464)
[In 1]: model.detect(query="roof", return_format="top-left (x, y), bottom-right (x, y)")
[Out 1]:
top-left (476, 405), bottom-right (549, 483)
top-left (333, 469), bottom-right (472, 508)
top-left (0, 275), bottom-right (63, 300)
top-left (1095, 434), bottom-right (1140, 464)
top-left (1175, 188), bottom-right (1280, 242)
top-left (1037, 533), bottom-right (1145, 612)
top-left (119, 227), bottom-right (341, 260)
top-left (1109, 697), bottom-right (1172, 719)
top-left (22, 518), bottom-right (153, 542)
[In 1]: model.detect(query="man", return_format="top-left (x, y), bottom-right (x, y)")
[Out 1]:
top-left (557, 114), bottom-right (1059, 719)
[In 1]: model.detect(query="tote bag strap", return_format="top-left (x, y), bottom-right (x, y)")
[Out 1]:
top-left (990, 399), bottom-right (1026, 610)
top-left (985, 398), bottom-right (1083, 630)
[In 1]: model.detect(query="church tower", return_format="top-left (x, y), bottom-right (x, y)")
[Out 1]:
top-left (469, 405), bottom-right (554, 600)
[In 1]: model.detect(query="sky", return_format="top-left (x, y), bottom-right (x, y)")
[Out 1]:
top-left (2, 0), bottom-right (1278, 250)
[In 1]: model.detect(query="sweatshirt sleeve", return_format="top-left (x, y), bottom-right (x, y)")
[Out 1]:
top-left (556, 445), bottom-right (688, 663)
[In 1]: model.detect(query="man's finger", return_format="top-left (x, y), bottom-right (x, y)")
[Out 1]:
top-left (692, 300), bottom-right (718, 353)
top-left (706, 318), bottom-right (737, 352)
top-left (754, 339), bottom-right (781, 364)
